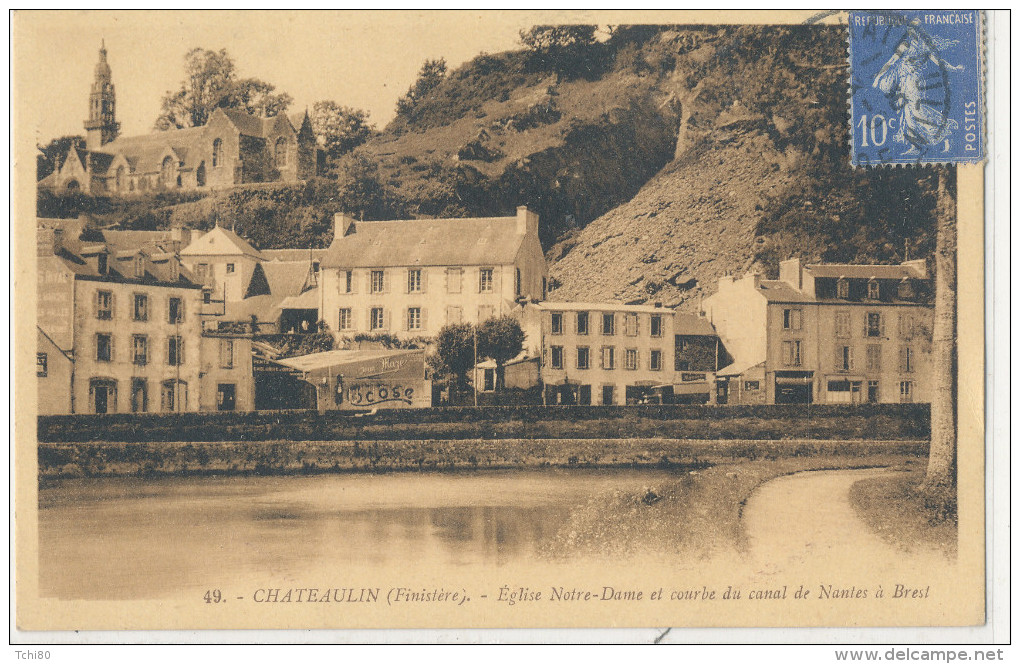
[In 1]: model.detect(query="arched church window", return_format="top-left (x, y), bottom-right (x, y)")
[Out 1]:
top-left (274, 137), bottom-right (288, 167)
top-left (115, 166), bottom-right (125, 191)
top-left (161, 156), bottom-right (175, 187)
top-left (66, 179), bottom-right (80, 191)
top-left (212, 139), bottom-right (223, 167)
top-left (196, 162), bottom-right (206, 187)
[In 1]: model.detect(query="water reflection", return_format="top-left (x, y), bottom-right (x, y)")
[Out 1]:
top-left (38, 468), bottom-right (676, 600)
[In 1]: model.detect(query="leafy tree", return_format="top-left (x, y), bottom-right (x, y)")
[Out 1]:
top-left (230, 77), bottom-right (293, 119)
top-left (155, 48), bottom-right (291, 130)
top-left (476, 315), bottom-right (526, 391)
top-left (37, 135), bottom-right (84, 180)
top-left (434, 322), bottom-right (477, 391)
top-left (396, 58), bottom-right (448, 118)
top-left (518, 25), bottom-right (600, 80)
top-left (334, 153), bottom-right (388, 220)
top-left (311, 101), bottom-right (376, 174)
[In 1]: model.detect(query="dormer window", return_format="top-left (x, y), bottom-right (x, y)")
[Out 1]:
top-left (134, 256), bottom-right (145, 278)
top-left (97, 253), bottom-right (108, 275)
top-left (897, 278), bottom-right (914, 300)
top-left (867, 279), bottom-right (880, 300)
top-left (836, 278), bottom-right (849, 299)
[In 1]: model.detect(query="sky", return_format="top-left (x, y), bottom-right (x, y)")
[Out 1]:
top-left (13, 10), bottom-right (554, 146)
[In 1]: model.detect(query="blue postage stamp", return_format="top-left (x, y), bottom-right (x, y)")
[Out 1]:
top-left (848, 10), bottom-right (984, 166)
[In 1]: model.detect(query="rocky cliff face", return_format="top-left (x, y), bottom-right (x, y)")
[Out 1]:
top-left (547, 25), bottom-right (939, 310)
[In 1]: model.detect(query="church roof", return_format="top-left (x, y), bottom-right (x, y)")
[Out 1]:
top-left (222, 108), bottom-right (266, 137)
top-left (321, 216), bottom-right (526, 269)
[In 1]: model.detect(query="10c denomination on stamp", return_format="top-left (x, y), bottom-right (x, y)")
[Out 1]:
top-left (848, 10), bottom-right (984, 167)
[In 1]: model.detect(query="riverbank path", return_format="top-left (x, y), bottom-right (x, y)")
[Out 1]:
top-left (741, 468), bottom-right (953, 577)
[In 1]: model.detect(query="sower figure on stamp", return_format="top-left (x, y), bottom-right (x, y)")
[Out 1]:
top-left (872, 23), bottom-right (964, 154)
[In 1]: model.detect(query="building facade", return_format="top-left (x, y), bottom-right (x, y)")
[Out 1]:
top-left (518, 302), bottom-right (720, 405)
top-left (319, 207), bottom-right (548, 342)
top-left (38, 43), bottom-right (318, 195)
top-left (198, 333), bottom-right (255, 412)
top-left (704, 258), bottom-right (933, 404)
top-left (37, 219), bottom-right (205, 414)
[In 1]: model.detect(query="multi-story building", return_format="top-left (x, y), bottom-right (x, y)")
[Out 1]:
top-left (518, 302), bottom-right (720, 405)
top-left (198, 332), bottom-right (255, 411)
top-left (36, 219), bottom-right (204, 414)
top-left (704, 258), bottom-right (933, 404)
top-left (319, 207), bottom-right (548, 341)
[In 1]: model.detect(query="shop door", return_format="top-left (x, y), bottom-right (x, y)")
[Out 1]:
top-left (775, 383), bottom-right (812, 404)
top-left (217, 383), bottom-right (237, 411)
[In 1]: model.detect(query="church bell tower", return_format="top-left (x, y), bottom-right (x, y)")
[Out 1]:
top-left (84, 40), bottom-right (119, 151)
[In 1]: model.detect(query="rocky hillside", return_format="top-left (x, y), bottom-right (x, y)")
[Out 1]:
top-left (548, 26), bottom-right (942, 309)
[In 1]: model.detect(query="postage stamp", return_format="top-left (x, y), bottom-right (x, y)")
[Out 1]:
top-left (12, 9), bottom-right (1000, 644)
top-left (848, 10), bottom-right (984, 167)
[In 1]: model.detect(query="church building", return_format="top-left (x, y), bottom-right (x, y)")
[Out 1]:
top-left (38, 42), bottom-right (319, 194)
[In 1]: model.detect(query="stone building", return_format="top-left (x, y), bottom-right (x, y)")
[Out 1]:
top-left (517, 302), bottom-right (720, 405)
top-left (38, 42), bottom-right (318, 194)
top-left (704, 258), bottom-right (933, 404)
top-left (318, 207), bottom-right (549, 341)
top-left (36, 218), bottom-right (204, 414)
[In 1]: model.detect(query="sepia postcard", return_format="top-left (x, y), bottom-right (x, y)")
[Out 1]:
top-left (12, 9), bottom-right (1000, 640)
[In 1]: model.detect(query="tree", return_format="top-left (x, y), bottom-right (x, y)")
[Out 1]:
top-left (311, 101), bottom-right (376, 174)
top-left (922, 167), bottom-right (957, 496)
top-left (518, 25), bottom-right (599, 80)
top-left (434, 322), bottom-right (477, 391)
top-left (230, 77), bottom-right (293, 119)
top-left (476, 315), bottom-right (526, 391)
top-left (395, 58), bottom-right (447, 118)
top-left (333, 153), bottom-right (387, 220)
top-left (37, 135), bottom-right (84, 180)
top-left (155, 48), bottom-right (291, 130)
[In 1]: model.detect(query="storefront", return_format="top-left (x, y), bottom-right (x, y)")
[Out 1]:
top-left (269, 349), bottom-right (431, 411)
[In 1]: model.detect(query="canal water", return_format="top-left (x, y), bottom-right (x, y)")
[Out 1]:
top-left (38, 468), bottom-right (680, 600)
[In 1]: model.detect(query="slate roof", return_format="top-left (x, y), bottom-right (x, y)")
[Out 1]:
top-left (757, 279), bottom-right (816, 303)
top-left (96, 126), bottom-right (208, 175)
top-left (535, 301), bottom-right (673, 315)
top-left (222, 108), bottom-right (266, 137)
top-left (261, 261), bottom-right (315, 298)
top-left (261, 248), bottom-right (327, 262)
top-left (674, 312), bottom-right (718, 336)
top-left (321, 216), bottom-right (525, 269)
top-left (804, 263), bottom-right (927, 280)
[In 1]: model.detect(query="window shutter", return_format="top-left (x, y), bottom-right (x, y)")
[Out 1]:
top-left (382, 308), bottom-right (390, 331)
top-left (94, 290), bottom-right (99, 316)
top-left (848, 346), bottom-right (855, 371)
top-left (421, 307), bottom-right (428, 333)
top-left (898, 346), bottom-right (906, 372)
top-left (834, 346), bottom-right (842, 371)
top-left (110, 293), bottom-right (116, 319)
top-left (635, 315), bottom-right (640, 336)
top-left (365, 271), bottom-right (372, 293)
top-left (405, 270), bottom-right (411, 294)
top-left (862, 316), bottom-right (869, 338)
top-left (384, 270), bottom-right (390, 294)
top-left (405, 307), bottom-right (412, 331)
top-left (421, 269), bottom-right (428, 294)
top-left (879, 313), bottom-right (886, 337)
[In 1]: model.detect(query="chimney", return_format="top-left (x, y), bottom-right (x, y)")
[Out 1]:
top-left (516, 206), bottom-right (539, 238)
top-left (334, 213), bottom-right (356, 241)
top-left (779, 258), bottom-right (802, 290)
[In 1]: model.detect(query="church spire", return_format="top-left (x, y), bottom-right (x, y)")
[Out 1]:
top-left (84, 40), bottom-right (119, 151)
